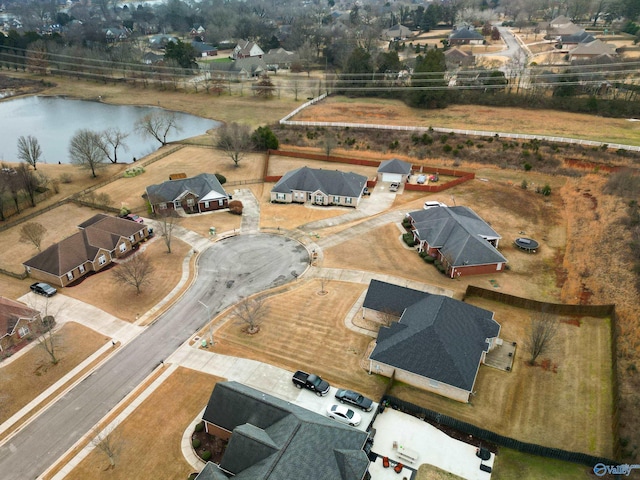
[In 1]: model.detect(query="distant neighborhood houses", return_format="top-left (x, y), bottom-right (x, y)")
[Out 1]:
top-left (365, 279), bottom-right (501, 403)
top-left (406, 206), bottom-right (507, 277)
top-left (23, 214), bottom-right (149, 288)
top-left (271, 166), bottom-right (368, 208)
top-left (146, 173), bottom-right (230, 215)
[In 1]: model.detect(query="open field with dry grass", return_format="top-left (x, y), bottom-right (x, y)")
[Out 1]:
top-left (94, 146), bottom-right (266, 212)
top-left (390, 297), bottom-right (614, 457)
top-left (210, 279), bottom-right (388, 398)
top-left (61, 237), bottom-right (190, 322)
top-left (491, 448), bottom-right (592, 480)
top-left (0, 322), bottom-right (109, 424)
top-left (294, 96), bottom-right (640, 146)
top-left (65, 367), bottom-right (220, 480)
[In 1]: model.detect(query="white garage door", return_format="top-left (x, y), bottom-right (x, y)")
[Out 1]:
top-left (382, 173), bottom-right (403, 183)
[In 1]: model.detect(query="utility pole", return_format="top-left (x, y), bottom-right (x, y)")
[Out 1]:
top-left (198, 300), bottom-right (214, 346)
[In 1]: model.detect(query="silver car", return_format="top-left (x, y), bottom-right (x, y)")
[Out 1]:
top-left (326, 404), bottom-right (362, 427)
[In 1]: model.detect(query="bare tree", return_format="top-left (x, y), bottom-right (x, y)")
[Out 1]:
top-left (20, 222), bottom-right (47, 251)
top-left (112, 254), bottom-right (154, 295)
top-left (216, 122), bottom-right (253, 167)
top-left (232, 296), bottom-right (269, 334)
top-left (2, 164), bottom-right (21, 214)
top-left (525, 311), bottom-right (559, 365)
top-left (15, 163), bottom-right (42, 207)
top-left (68, 129), bottom-right (108, 178)
top-left (37, 313), bottom-right (60, 365)
top-left (136, 112), bottom-right (180, 146)
top-left (321, 131), bottom-right (337, 157)
top-left (156, 210), bottom-right (179, 253)
top-left (100, 128), bottom-right (129, 163)
top-left (17, 135), bottom-right (42, 170)
top-left (92, 426), bottom-right (122, 469)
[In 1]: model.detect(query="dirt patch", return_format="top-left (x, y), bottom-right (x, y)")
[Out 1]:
top-left (191, 430), bottom-right (227, 464)
top-left (0, 322), bottom-right (109, 424)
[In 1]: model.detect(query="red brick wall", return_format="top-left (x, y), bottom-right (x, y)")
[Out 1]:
top-left (450, 263), bottom-right (505, 278)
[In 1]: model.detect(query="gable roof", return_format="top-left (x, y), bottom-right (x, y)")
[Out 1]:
top-left (570, 39), bottom-right (617, 56)
top-left (560, 29), bottom-right (595, 43)
top-left (377, 158), bottom-right (412, 175)
top-left (444, 47), bottom-right (473, 59)
top-left (24, 215), bottom-right (145, 276)
top-left (272, 167), bottom-right (367, 198)
top-left (202, 382), bottom-right (369, 480)
top-left (409, 206), bottom-right (507, 267)
top-left (146, 173), bottom-right (228, 204)
top-left (362, 279), bottom-right (430, 315)
top-left (0, 297), bottom-right (39, 338)
top-left (549, 15), bottom-right (572, 27)
top-left (370, 295), bottom-right (500, 391)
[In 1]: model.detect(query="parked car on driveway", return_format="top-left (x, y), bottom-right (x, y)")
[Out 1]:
top-left (389, 182), bottom-right (400, 192)
top-left (292, 370), bottom-right (330, 396)
top-left (326, 404), bottom-right (362, 426)
top-left (30, 282), bottom-right (57, 297)
top-left (334, 389), bottom-right (373, 412)
top-left (125, 214), bottom-right (144, 224)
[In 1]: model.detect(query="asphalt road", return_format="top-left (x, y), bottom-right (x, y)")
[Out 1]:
top-left (0, 234), bottom-right (309, 480)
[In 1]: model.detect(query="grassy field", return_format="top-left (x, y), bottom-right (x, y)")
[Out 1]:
top-left (65, 367), bottom-right (220, 480)
top-left (0, 322), bottom-right (109, 424)
top-left (61, 237), bottom-right (191, 322)
top-left (294, 96), bottom-right (640, 146)
top-left (210, 279), bottom-right (388, 398)
top-left (491, 448), bottom-right (593, 480)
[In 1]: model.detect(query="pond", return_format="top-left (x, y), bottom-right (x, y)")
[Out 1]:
top-left (0, 96), bottom-right (220, 164)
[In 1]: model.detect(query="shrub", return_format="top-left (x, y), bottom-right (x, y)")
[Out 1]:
top-left (229, 200), bottom-right (243, 215)
top-left (201, 451), bottom-right (212, 461)
top-left (402, 233), bottom-right (416, 247)
top-left (251, 126), bottom-right (279, 150)
top-left (215, 173), bottom-right (227, 185)
top-left (443, 144), bottom-right (453, 153)
top-left (389, 140), bottom-right (399, 150)
top-left (192, 439), bottom-right (201, 449)
top-left (439, 135), bottom-right (448, 144)
top-left (523, 162), bottom-right (532, 171)
top-left (194, 421), bottom-right (205, 432)
top-left (540, 183), bottom-right (552, 196)
top-left (423, 255), bottom-right (436, 263)
top-left (59, 173), bottom-right (73, 184)
top-left (521, 179), bottom-right (528, 189)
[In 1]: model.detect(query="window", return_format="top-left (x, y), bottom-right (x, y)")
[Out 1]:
top-left (67, 271), bottom-right (74, 281)
top-left (186, 198), bottom-right (195, 206)
top-left (276, 193), bottom-right (286, 201)
top-left (204, 201), bottom-right (210, 208)
top-left (159, 203), bottom-right (167, 210)
top-left (333, 196), bottom-right (340, 203)
top-left (79, 264), bottom-right (85, 274)
top-left (345, 197), bottom-right (353, 204)
top-left (18, 326), bottom-right (30, 338)
top-left (120, 243), bottom-right (127, 253)
top-left (99, 254), bottom-right (107, 265)
top-left (314, 195), bottom-right (323, 204)
top-left (218, 199), bottom-right (224, 206)
top-left (129, 235), bottom-right (135, 243)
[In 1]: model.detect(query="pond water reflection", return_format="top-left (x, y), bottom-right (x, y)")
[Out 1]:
top-left (0, 96), bottom-right (219, 164)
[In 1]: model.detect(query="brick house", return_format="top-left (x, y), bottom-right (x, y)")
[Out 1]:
top-left (146, 173), bottom-right (230, 215)
top-left (0, 297), bottom-right (43, 353)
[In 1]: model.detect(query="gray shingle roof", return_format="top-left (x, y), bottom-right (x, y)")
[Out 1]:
top-left (408, 206), bottom-right (507, 267)
top-left (377, 158), bottom-right (412, 175)
top-left (272, 167), bottom-right (367, 198)
top-left (362, 279), bottom-right (430, 315)
top-left (450, 27), bottom-right (484, 40)
top-left (370, 295), bottom-right (500, 391)
top-left (202, 382), bottom-right (369, 480)
top-left (146, 173), bottom-right (227, 205)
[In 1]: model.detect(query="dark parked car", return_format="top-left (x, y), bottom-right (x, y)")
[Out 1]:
top-left (389, 182), bottom-right (400, 192)
top-left (30, 282), bottom-right (57, 297)
top-left (334, 389), bottom-right (373, 412)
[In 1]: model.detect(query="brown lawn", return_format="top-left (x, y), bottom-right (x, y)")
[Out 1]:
top-left (210, 279), bottom-right (388, 398)
top-left (94, 146), bottom-right (266, 213)
top-left (294, 97), bottom-right (640, 146)
top-left (65, 367), bottom-right (221, 480)
top-left (62, 238), bottom-right (190, 322)
top-left (0, 203), bottom-right (106, 275)
top-left (391, 298), bottom-right (614, 458)
top-left (177, 210), bottom-right (242, 237)
top-left (0, 322), bottom-right (109, 424)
